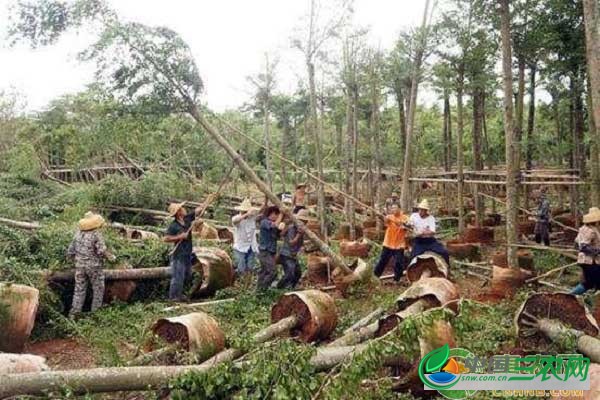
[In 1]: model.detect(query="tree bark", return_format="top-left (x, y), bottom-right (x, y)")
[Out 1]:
top-left (397, 95), bottom-right (407, 162)
top-left (456, 67), bottom-right (466, 233)
top-left (525, 64), bottom-right (536, 171)
top-left (351, 86), bottom-right (359, 238)
top-left (308, 61), bottom-right (327, 238)
top-left (499, 0), bottom-right (520, 269)
top-left (472, 87), bottom-right (485, 226)
top-left (516, 56), bottom-right (526, 168)
top-left (371, 69), bottom-right (383, 235)
top-left (583, 0), bottom-right (600, 205)
top-left (400, 0), bottom-right (431, 211)
top-left (263, 54), bottom-right (274, 191)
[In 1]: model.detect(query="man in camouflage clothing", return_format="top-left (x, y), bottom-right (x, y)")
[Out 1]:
top-left (67, 212), bottom-right (115, 318)
top-left (534, 187), bottom-right (551, 246)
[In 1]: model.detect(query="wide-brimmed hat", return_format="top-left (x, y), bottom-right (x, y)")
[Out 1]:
top-left (168, 202), bottom-right (185, 217)
top-left (391, 192), bottom-right (399, 197)
top-left (417, 199), bottom-right (430, 210)
top-left (79, 212), bottom-right (105, 231)
top-left (296, 209), bottom-right (317, 222)
top-left (234, 198), bottom-right (258, 212)
top-left (583, 207), bottom-right (600, 224)
top-left (296, 183), bottom-right (308, 189)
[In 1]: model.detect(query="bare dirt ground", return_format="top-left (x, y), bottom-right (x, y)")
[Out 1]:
top-left (25, 338), bottom-right (96, 370)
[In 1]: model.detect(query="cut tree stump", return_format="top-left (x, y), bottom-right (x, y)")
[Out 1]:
top-left (517, 220), bottom-right (536, 236)
top-left (151, 312), bottom-right (225, 361)
top-left (515, 293), bottom-right (599, 351)
top-left (0, 353), bottom-right (49, 374)
top-left (306, 254), bottom-right (331, 285)
top-left (0, 283), bottom-right (39, 353)
top-left (190, 247), bottom-right (234, 298)
top-left (405, 252), bottom-right (449, 283)
top-left (446, 240), bottom-right (481, 260)
top-left (375, 278), bottom-right (459, 337)
top-left (339, 239), bottom-right (372, 258)
top-left (491, 265), bottom-right (533, 297)
top-left (104, 263), bottom-right (137, 304)
top-left (271, 290), bottom-right (338, 342)
top-left (462, 227), bottom-right (494, 244)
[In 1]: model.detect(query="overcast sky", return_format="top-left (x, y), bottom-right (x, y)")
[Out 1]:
top-left (0, 0), bottom-right (431, 113)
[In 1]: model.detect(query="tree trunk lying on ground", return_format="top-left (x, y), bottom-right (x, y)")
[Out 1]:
top-left (45, 267), bottom-right (172, 282)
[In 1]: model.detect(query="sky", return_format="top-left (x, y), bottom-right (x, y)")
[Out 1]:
top-left (0, 0), bottom-right (429, 113)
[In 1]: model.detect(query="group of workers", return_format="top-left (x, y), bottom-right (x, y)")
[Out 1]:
top-left (65, 183), bottom-right (600, 318)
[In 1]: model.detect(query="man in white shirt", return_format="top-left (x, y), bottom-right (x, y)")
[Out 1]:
top-left (409, 199), bottom-right (450, 264)
top-left (232, 198), bottom-right (260, 275)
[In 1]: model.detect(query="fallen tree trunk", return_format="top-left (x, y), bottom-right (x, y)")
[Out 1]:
top-left (189, 106), bottom-right (352, 277)
top-left (0, 217), bottom-right (42, 230)
top-left (537, 319), bottom-right (600, 363)
top-left (0, 336), bottom-right (362, 398)
top-left (46, 267), bottom-right (171, 282)
top-left (0, 283), bottom-right (39, 353)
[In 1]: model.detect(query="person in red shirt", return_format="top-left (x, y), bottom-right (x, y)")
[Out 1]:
top-left (373, 204), bottom-right (409, 282)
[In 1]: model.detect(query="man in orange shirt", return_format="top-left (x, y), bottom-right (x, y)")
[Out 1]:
top-left (373, 204), bottom-right (409, 282)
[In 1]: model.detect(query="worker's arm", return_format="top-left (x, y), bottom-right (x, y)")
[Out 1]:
top-left (290, 230), bottom-right (303, 246)
top-left (66, 234), bottom-right (77, 259)
top-left (94, 233), bottom-right (116, 261)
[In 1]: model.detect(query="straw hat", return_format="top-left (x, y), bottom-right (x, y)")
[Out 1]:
top-left (234, 198), bottom-right (257, 212)
top-left (79, 212), bottom-right (105, 231)
top-left (296, 209), bottom-right (317, 222)
top-left (296, 183), bottom-right (308, 189)
top-left (391, 192), bottom-right (399, 198)
top-left (417, 199), bottom-right (430, 210)
top-left (583, 207), bottom-right (600, 224)
top-left (168, 202), bottom-right (185, 217)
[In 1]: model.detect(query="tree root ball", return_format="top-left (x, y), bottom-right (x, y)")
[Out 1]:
top-left (217, 228), bottom-right (234, 243)
top-left (446, 240), bottom-right (481, 260)
top-left (515, 293), bottom-right (599, 351)
top-left (191, 247), bottom-right (234, 297)
top-left (271, 290), bottom-right (338, 343)
top-left (0, 283), bottom-right (39, 353)
top-left (306, 255), bottom-right (331, 285)
top-left (339, 240), bottom-right (371, 258)
top-left (461, 227), bottom-right (494, 244)
top-left (375, 278), bottom-right (459, 337)
top-left (152, 312), bottom-right (225, 361)
top-left (104, 263), bottom-right (137, 304)
top-left (406, 252), bottom-right (449, 282)
top-left (491, 265), bottom-right (533, 297)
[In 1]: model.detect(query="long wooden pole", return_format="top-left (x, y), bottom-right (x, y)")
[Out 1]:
top-left (189, 107), bottom-right (352, 275)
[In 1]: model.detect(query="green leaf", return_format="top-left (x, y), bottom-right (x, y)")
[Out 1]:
top-left (424, 344), bottom-right (450, 373)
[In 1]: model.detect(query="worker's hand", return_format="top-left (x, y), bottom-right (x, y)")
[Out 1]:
top-left (278, 222), bottom-right (286, 231)
top-left (177, 232), bottom-right (189, 241)
top-left (107, 253), bottom-right (117, 262)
